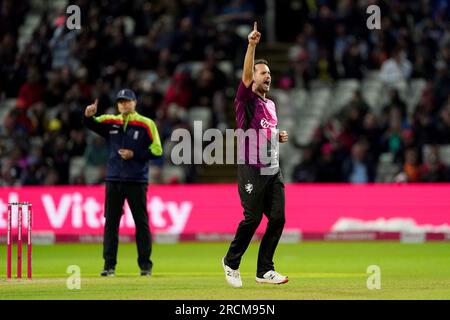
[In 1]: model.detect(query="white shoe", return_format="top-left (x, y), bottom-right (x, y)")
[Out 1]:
top-left (256, 270), bottom-right (289, 284)
top-left (222, 257), bottom-right (242, 288)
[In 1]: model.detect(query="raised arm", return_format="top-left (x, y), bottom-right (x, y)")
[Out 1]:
top-left (83, 99), bottom-right (109, 138)
top-left (85, 99), bottom-right (98, 118)
top-left (242, 22), bottom-right (261, 88)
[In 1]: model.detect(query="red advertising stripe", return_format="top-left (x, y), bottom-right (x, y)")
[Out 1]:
top-left (0, 184), bottom-right (449, 241)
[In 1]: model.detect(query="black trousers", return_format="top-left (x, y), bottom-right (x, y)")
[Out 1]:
top-left (225, 165), bottom-right (286, 277)
top-left (103, 181), bottom-right (152, 271)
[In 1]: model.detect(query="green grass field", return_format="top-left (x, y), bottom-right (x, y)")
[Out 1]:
top-left (0, 242), bottom-right (449, 300)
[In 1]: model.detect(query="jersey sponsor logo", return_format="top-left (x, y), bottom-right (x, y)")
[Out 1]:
top-left (133, 131), bottom-right (139, 140)
top-left (245, 183), bottom-right (253, 194)
top-left (260, 118), bottom-right (270, 128)
top-left (272, 149), bottom-right (278, 160)
top-left (109, 130), bottom-right (118, 134)
top-left (112, 125), bottom-right (120, 129)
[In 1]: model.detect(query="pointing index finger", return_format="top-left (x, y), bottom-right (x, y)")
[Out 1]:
top-left (253, 21), bottom-right (257, 32)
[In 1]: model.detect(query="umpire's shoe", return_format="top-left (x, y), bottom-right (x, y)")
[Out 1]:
top-left (100, 268), bottom-right (115, 277)
top-left (140, 268), bottom-right (152, 276)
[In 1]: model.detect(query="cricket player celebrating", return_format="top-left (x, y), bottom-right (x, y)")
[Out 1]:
top-left (222, 22), bottom-right (289, 287)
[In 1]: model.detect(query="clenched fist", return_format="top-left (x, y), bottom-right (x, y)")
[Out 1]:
top-left (85, 99), bottom-right (98, 117)
top-left (248, 21), bottom-right (261, 45)
top-left (279, 130), bottom-right (288, 143)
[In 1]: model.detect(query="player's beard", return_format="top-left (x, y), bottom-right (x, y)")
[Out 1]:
top-left (258, 82), bottom-right (270, 94)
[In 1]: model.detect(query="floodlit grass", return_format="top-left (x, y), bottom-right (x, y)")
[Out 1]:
top-left (0, 242), bottom-right (449, 299)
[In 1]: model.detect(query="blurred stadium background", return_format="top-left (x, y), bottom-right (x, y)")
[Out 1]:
top-left (1, 0), bottom-right (450, 300)
top-left (2, 0), bottom-right (450, 185)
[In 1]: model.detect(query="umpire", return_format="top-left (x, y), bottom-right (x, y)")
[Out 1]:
top-left (83, 89), bottom-right (163, 276)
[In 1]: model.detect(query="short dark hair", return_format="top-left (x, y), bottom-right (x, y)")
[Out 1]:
top-left (254, 59), bottom-right (269, 70)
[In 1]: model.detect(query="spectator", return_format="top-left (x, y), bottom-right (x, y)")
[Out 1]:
top-left (381, 107), bottom-right (405, 163)
top-left (49, 18), bottom-right (79, 70)
top-left (361, 112), bottom-right (382, 162)
top-left (420, 145), bottom-right (448, 182)
top-left (316, 143), bottom-right (342, 182)
top-left (342, 142), bottom-right (376, 184)
top-left (191, 68), bottom-right (217, 108)
top-left (47, 135), bottom-right (71, 185)
top-left (379, 49), bottom-right (412, 86)
top-left (160, 72), bottom-right (192, 119)
top-left (16, 67), bottom-right (44, 110)
top-left (437, 105), bottom-right (450, 143)
top-left (311, 5), bottom-right (336, 51)
top-left (401, 148), bottom-right (422, 183)
top-left (68, 129), bottom-right (87, 157)
top-left (316, 47), bottom-right (337, 82)
top-left (6, 104), bottom-right (36, 136)
top-left (342, 40), bottom-right (365, 79)
top-left (288, 32), bottom-right (314, 88)
top-left (384, 89), bottom-right (408, 120)
top-left (215, 0), bottom-right (254, 26)
top-left (291, 146), bottom-right (318, 183)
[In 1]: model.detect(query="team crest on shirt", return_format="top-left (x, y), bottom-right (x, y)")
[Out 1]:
top-left (260, 118), bottom-right (270, 128)
top-left (245, 183), bottom-right (253, 194)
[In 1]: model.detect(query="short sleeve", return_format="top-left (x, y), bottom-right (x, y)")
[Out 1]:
top-left (235, 81), bottom-right (253, 102)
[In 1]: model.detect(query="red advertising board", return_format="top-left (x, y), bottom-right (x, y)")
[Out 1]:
top-left (1, 184), bottom-right (449, 242)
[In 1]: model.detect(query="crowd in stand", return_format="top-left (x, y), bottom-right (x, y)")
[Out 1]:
top-left (287, 0), bottom-right (450, 183)
top-left (0, 0), bottom-right (261, 185)
top-left (292, 88), bottom-right (450, 183)
top-left (1, 0), bottom-right (450, 185)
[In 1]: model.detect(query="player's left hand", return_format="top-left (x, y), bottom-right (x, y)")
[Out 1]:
top-left (118, 149), bottom-right (134, 160)
top-left (279, 130), bottom-right (288, 143)
top-left (248, 21), bottom-right (261, 45)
